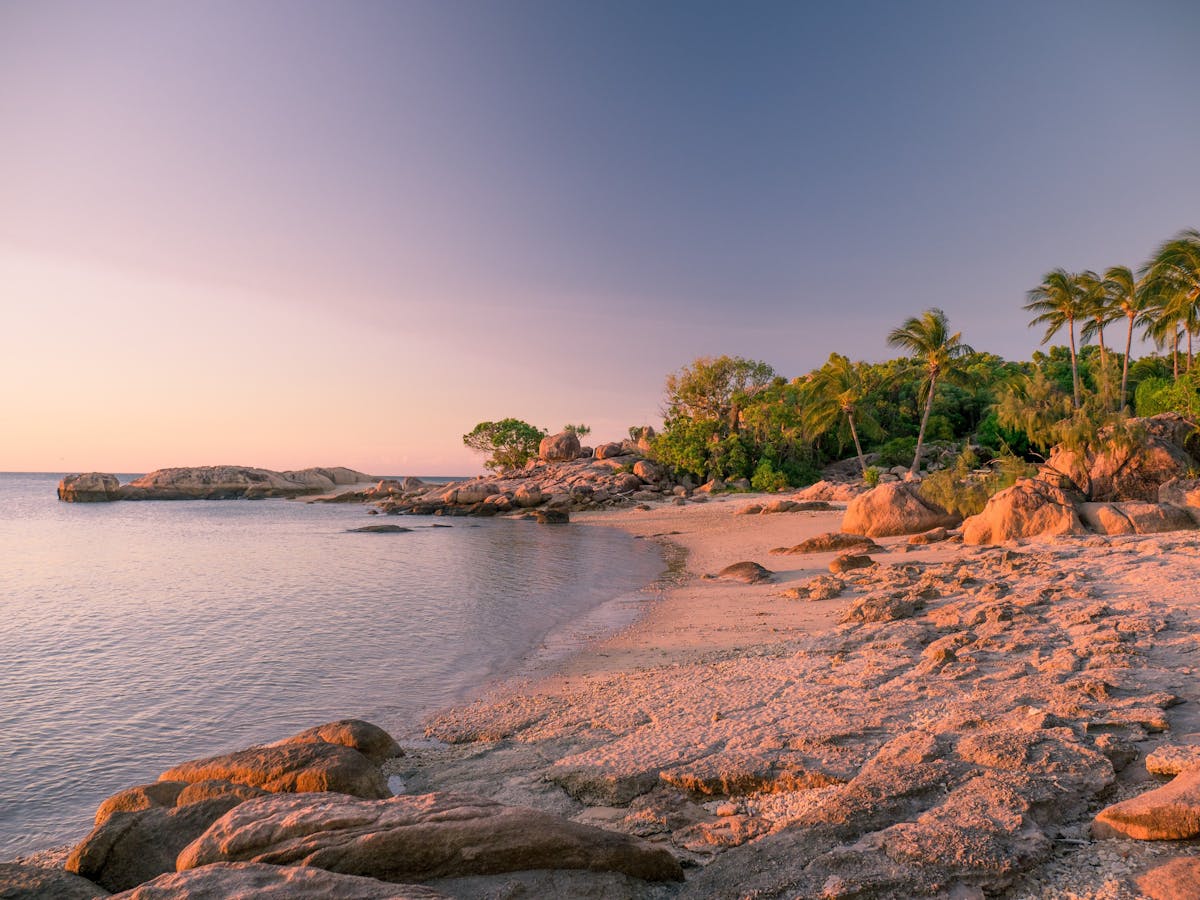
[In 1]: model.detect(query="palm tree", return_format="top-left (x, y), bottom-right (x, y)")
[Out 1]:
top-left (1102, 265), bottom-right (1151, 411)
top-left (886, 308), bottom-right (974, 475)
top-left (1144, 229), bottom-right (1200, 373)
top-left (1025, 269), bottom-right (1086, 409)
top-left (1078, 269), bottom-right (1118, 408)
top-left (802, 353), bottom-right (879, 478)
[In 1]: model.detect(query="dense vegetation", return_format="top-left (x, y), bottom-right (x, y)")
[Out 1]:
top-left (643, 228), bottom-right (1200, 490)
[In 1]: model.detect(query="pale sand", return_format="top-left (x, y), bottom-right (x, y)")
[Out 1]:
top-left (550, 494), bottom-right (956, 681)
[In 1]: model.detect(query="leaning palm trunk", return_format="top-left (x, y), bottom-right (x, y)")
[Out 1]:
top-left (911, 373), bottom-right (937, 476)
top-left (1121, 313), bottom-right (1134, 412)
top-left (846, 410), bottom-right (867, 478)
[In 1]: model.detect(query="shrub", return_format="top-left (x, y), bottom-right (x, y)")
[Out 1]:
top-left (863, 466), bottom-right (881, 487)
top-left (877, 436), bottom-right (918, 468)
top-left (750, 459), bottom-right (790, 492)
top-left (917, 447), bottom-right (1033, 518)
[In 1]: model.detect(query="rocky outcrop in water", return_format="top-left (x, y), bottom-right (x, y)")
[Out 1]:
top-left (57, 466), bottom-right (375, 501)
top-left (0, 862), bottom-right (108, 899)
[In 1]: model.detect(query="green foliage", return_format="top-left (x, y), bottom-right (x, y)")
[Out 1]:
top-left (877, 436), bottom-right (918, 468)
top-left (563, 423), bottom-right (591, 436)
top-left (918, 447), bottom-right (1035, 518)
top-left (462, 418), bottom-right (547, 472)
top-left (750, 458), bottom-right (790, 492)
top-left (974, 411), bottom-right (1031, 457)
top-left (1135, 370), bottom-right (1200, 418)
top-left (863, 466), bottom-right (882, 487)
top-left (663, 355), bottom-right (776, 424)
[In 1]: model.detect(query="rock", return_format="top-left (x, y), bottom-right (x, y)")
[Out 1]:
top-left (1045, 413), bottom-right (1198, 501)
top-left (278, 469), bottom-right (336, 492)
top-left (795, 480), bottom-right (864, 502)
top-left (279, 720), bottom-right (402, 765)
top-left (908, 526), bottom-right (950, 545)
top-left (842, 483), bottom-right (960, 538)
top-left (577, 446), bottom-right (594, 458)
top-left (840, 589), bottom-right (926, 622)
top-left (95, 781), bottom-right (188, 825)
top-left (789, 574), bottom-right (845, 601)
top-left (632, 460), bottom-right (663, 483)
top-left (706, 561), bottom-right (774, 584)
top-left (630, 490), bottom-right (660, 502)
top-left (534, 509), bottom-right (569, 524)
top-left (735, 504), bottom-right (763, 516)
top-left (1093, 766), bottom-right (1200, 839)
top-left (962, 479), bottom-right (1087, 545)
top-left (629, 426), bottom-right (656, 454)
top-left (612, 473), bottom-right (641, 493)
top-left (829, 553), bottom-right (875, 574)
top-left (1136, 857), bottom-right (1200, 900)
top-left (698, 478), bottom-right (725, 493)
top-left (348, 524), bottom-right (412, 534)
top-left (773, 532), bottom-right (882, 555)
top-left (728, 478), bottom-right (752, 491)
top-left (107, 863), bottom-right (445, 899)
top-left (447, 483), bottom-right (498, 505)
top-left (1159, 476), bottom-right (1200, 520)
top-left (1145, 744), bottom-right (1200, 777)
top-left (0, 863), bottom-right (109, 899)
top-left (512, 484), bottom-right (544, 508)
top-left (539, 431), bottom-right (581, 462)
top-left (593, 442), bottom-right (625, 460)
top-left (176, 792), bottom-right (684, 884)
top-left (159, 740), bottom-right (389, 799)
top-left (114, 466), bottom-right (369, 501)
top-left (57, 472), bottom-right (122, 502)
top-left (1077, 501), bottom-right (1196, 535)
top-left (68, 798), bottom-right (252, 892)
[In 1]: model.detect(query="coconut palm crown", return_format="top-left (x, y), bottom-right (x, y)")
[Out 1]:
top-left (1024, 268), bottom-right (1086, 409)
top-left (886, 308), bottom-right (974, 475)
top-left (1144, 228), bottom-right (1200, 373)
top-left (802, 352), bottom-right (880, 477)
top-left (1101, 265), bottom-right (1151, 411)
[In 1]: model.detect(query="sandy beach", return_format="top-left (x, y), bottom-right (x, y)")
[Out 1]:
top-left (392, 492), bottom-right (1200, 899)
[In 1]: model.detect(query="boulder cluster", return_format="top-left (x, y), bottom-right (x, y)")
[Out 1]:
top-left (837, 414), bottom-right (1200, 546)
top-left (4, 719), bottom-right (681, 898)
top-left (337, 431), bottom-right (742, 520)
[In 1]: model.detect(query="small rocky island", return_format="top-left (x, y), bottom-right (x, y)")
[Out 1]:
top-left (57, 466), bottom-right (375, 502)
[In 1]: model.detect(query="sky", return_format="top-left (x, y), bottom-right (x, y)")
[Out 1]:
top-left (3, 0), bottom-right (1199, 474)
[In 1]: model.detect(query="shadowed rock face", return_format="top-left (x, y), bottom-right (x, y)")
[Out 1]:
top-left (0, 863), bottom-right (109, 899)
top-left (106, 862), bottom-right (446, 899)
top-left (177, 792), bottom-right (685, 884)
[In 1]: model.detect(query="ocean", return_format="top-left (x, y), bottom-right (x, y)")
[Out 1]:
top-left (0, 472), bottom-right (664, 858)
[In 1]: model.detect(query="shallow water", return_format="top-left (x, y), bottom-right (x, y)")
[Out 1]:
top-left (0, 473), bottom-right (663, 857)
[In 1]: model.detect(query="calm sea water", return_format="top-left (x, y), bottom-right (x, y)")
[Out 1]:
top-left (0, 473), bottom-right (664, 857)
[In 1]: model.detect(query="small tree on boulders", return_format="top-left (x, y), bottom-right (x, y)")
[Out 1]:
top-left (463, 419), bottom-right (547, 472)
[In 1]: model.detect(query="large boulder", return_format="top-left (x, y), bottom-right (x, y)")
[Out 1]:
top-left (962, 479), bottom-right (1087, 545)
top-left (119, 467), bottom-right (313, 500)
top-left (1044, 413), bottom-right (1199, 502)
top-left (795, 480), bottom-right (866, 503)
top-left (841, 483), bottom-right (960, 538)
top-left (632, 460), bottom-right (664, 483)
top-left (57, 472), bottom-right (121, 502)
top-left (1159, 476), bottom-right (1200, 523)
top-left (444, 483), bottom-right (498, 505)
top-left (1077, 501), bottom-right (1196, 536)
top-left (177, 792), bottom-right (684, 884)
top-left (158, 740), bottom-right (389, 799)
top-left (539, 431), bottom-right (581, 462)
top-left (593, 442), bottom-right (626, 460)
top-left (513, 484), bottom-right (544, 508)
top-left (0, 863), bottom-right (108, 899)
top-left (1137, 857), bottom-right (1200, 900)
top-left (107, 862), bottom-right (445, 899)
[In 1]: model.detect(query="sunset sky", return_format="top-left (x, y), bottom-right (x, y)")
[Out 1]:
top-left (3, 1), bottom-right (1199, 474)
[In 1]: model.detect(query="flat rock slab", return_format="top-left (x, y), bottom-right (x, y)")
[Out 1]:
top-left (177, 791), bottom-right (684, 884)
top-left (0, 862), bottom-right (108, 899)
top-left (108, 862), bottom-right (446, 899)
top-left (347, 525), bottom-right (413, 533)
top-left (1145, 744), bottom-right (1200, 777)
top-left (1136, 856), bottom-right (1200, 900)
top-left (1093, 767), bottom-right (1200, 840)
top-left (160, 739), bottom-right (389, 799)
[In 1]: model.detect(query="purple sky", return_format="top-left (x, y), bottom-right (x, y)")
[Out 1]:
top-left (3, 1), bottom-right (1199, 473)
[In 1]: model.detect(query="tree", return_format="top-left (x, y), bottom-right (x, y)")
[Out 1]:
top-left (886, 308), bottom-right (974, 475)
top-left (462, 419), bottom-right (547, 472)
top-left (1025, 269), bottom-right (1086, 409)
top-left (562, 423), bottom-right (592, 436)
top-left (1145, 228), bottom-right (1200, 373)
top-left (1101, 265), bottom-right (1152, 412)
top-left (801, 353), bottom-right (880, 477)
top-left (663, 356), bottom-right (776, 432)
